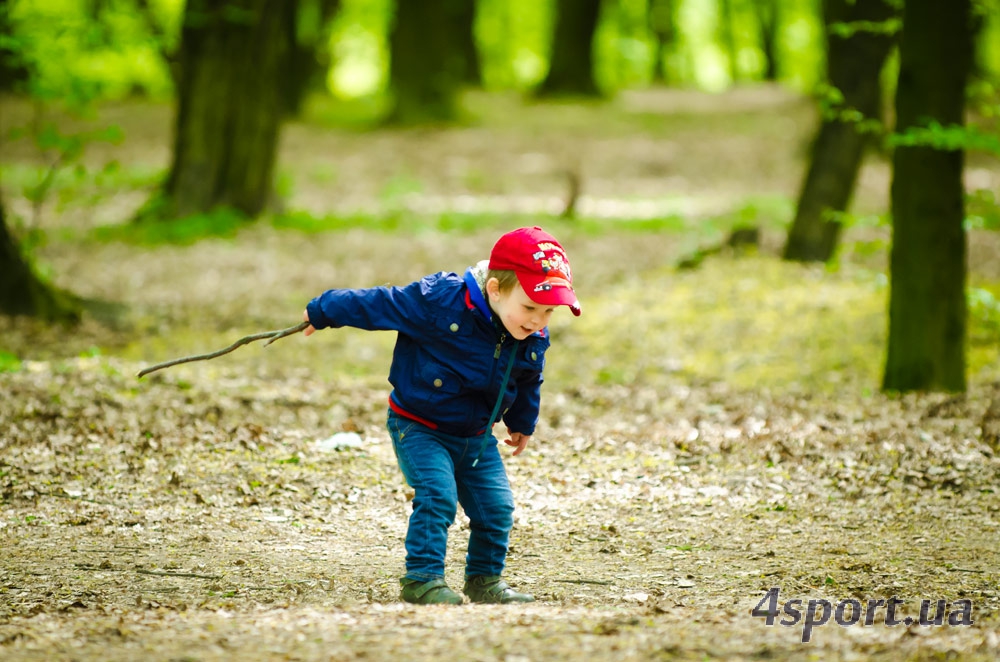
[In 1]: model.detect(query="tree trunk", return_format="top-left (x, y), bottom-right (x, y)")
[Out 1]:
top-left (783, 0), bottom-right (898, 263)
top-left (883, 0), bottom-right (972, 393)
top-left (0, 194), bottom-right (79, 322)
top-left (754, 0), bottom-right (779, 81)
top-left (282, 0), bottom-right (341, 116)
top-left (152, 0), bottom-right (291, 220)
top-left (647, 0), bottom-right (676, 84)
top-left (536, 0), bottom-right (603, 97)
top-left (386, 0), bottom-right (468, 124)
top-left (455, 0), bottom-right (481, 85)
top-left (0, 0), bottom-right (30, 92)
top-left (718, 0), bottom-right (738, 83)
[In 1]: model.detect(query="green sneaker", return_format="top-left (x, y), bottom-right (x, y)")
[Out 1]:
top-left (400, 578), bottom-right (464, 605)
top-left (463, 576), bottom-right (535, 604)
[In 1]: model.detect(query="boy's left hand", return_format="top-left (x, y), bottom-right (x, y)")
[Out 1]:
top-left (504, 432), bottom-right (530, 456)
top-left (302, 309), bottom-right (317, 337)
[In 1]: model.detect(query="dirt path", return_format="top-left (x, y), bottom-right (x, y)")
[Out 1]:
top-left (2, 87), bottom-right (1000, 661)
top-left (2, 350), bottom-right (999, 660)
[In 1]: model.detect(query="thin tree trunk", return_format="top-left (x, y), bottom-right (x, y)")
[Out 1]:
top-left (718, 0), bottom-right (738, 83)
top-left (754, 0), bottom-right (779, 81)
top-left (883, 0), bottom-right (972, 393)
top-left (0, 0), bottom-right (31, 92)
top-left (648, 0), bottom-right (676, 84)
top-left (283, 0), bottom-right (341, 116)
top-left (386, 0), bottom-right (468, 124)
top-left (783, 0), bottom-right (897, 263)
top-left (152, 0), bottom-right (290, 220)
top-left (455, 0), bottom-right (481, 85)
top-left (0, 194), bottom-right (79, 321)
top-left (537, 0), bottom-right (603, 97)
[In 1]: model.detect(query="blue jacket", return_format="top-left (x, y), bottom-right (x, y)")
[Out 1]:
top-left (306, 269), bottom-right (550, 437)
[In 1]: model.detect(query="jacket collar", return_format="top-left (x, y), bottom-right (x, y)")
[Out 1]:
top-left (463, 267), bottom-right (493, 321)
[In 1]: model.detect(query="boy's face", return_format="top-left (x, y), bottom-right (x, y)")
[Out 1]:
top-left (487, 279), bottom-right (555, 340)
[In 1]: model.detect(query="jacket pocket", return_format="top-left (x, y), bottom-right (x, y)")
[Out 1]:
top-left (418, 360), bottom-right (464, 396)
top-left (519, 340), bottom-right (546, 371)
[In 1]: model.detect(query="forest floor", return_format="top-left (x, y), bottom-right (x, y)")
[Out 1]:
top-left (2, 86), bottom-right (1000, 661)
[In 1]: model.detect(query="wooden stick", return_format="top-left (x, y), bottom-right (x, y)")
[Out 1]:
top-left (137, 321), bottom-right (310, 378)
top-left (136, 569), bottom-right (222, 580)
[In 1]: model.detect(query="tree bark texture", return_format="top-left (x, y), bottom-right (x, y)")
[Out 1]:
top-left (883, 0), bottom-right (972, 393)
top-left (783, 0), bottom-right (898, 263)
top-left (386, 0), bottom-right (469, 124)
top-left (161, 0), bottom-right (291, 219)
top-left (537, 0), bottom-right (602, 97)
top-left (0, 194), bottom-right (78, 321)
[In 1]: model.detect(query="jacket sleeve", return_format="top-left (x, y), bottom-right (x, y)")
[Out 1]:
top-left (503, 369), bottom-right (543, 436)
top-left (306, 275), bottom-right (437, 336)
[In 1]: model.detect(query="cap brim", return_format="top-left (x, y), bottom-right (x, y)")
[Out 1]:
top-left (516, 272), bottom-right (582, 316)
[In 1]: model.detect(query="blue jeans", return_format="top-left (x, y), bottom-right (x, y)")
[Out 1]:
top-left (387, 410), bottom-right (515, 581)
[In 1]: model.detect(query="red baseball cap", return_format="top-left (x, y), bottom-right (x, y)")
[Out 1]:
top-left (488, 226), bottom-right (581, 316)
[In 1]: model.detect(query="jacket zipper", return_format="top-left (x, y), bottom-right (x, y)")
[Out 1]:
top-left (494, 332), bottom-right (506, 359)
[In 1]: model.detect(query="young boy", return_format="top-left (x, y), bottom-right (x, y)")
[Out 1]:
top-left (302, 226), bottom-right (580, 605)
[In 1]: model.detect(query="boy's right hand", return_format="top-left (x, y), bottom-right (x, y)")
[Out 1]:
top-left (302, 309), bottom-right (316, 337)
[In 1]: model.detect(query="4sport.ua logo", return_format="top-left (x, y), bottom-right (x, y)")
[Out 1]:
top-left (752, 587), bottom-right (974, 643)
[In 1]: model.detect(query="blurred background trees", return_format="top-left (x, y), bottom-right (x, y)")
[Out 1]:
top-left (1, 0), bottom-right (999, 391)
top-left (782, 0), bottom-right (899, 263)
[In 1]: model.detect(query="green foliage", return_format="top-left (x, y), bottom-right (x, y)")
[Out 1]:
top-left (1, 160), bottom-right (161, 224)
top-left (92, 207), bottom-right (249, 246)
top-left (889, 121), bottom-right (1000, 154)
top-left (476, 0), bottom-right (553, 91)
top-left (4, 0), bottom-right (842, 107)
top-left (813, 83), bottom-right (885, 136)
top-left (5, 120), bottom-right (125, 230)
top-left (6, 0), bottom-right (178, 103)
top-left (326, 0), bottom-right (393, 99)
top-left (966, 189), bottom-right (1000, 231)
top-left (969, 287), bottom-right (1000, 332)
top-left (595, 0), bottom-right (655, 93)
top-left (968, 285), bottom-right (1000, 376)
top-left (0, 350), bottom-right (22, 373)
top-left (828, 18), bottom-right (901, 39)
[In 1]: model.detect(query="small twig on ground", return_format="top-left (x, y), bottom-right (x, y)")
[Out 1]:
top-left (137, 321), bottom-right (309, 378)
top-left (36, 491), bottom-right (120, 507)
top-left (553, 579), bottom-right (613, 586)
top-left (136, 569), bottom-right (222, 580)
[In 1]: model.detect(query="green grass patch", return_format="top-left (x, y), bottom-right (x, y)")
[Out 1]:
top-left (271, 209), bottom-right (696, 238)
top-left (549, 256), bottom-right (1000, 394)
top-left (549, 257), bottom-right (890, 394)
top-left (298, 93), bottom-right (391, 130)
top-left (91, 207), bottom-right (249, 246)
top-left (0, 162), bottom-right (163, 204)
top-left (0, 350), bottom-right (22, 373)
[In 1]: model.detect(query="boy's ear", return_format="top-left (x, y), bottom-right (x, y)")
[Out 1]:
top-left (485, 277), bottom-right (500, 300)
